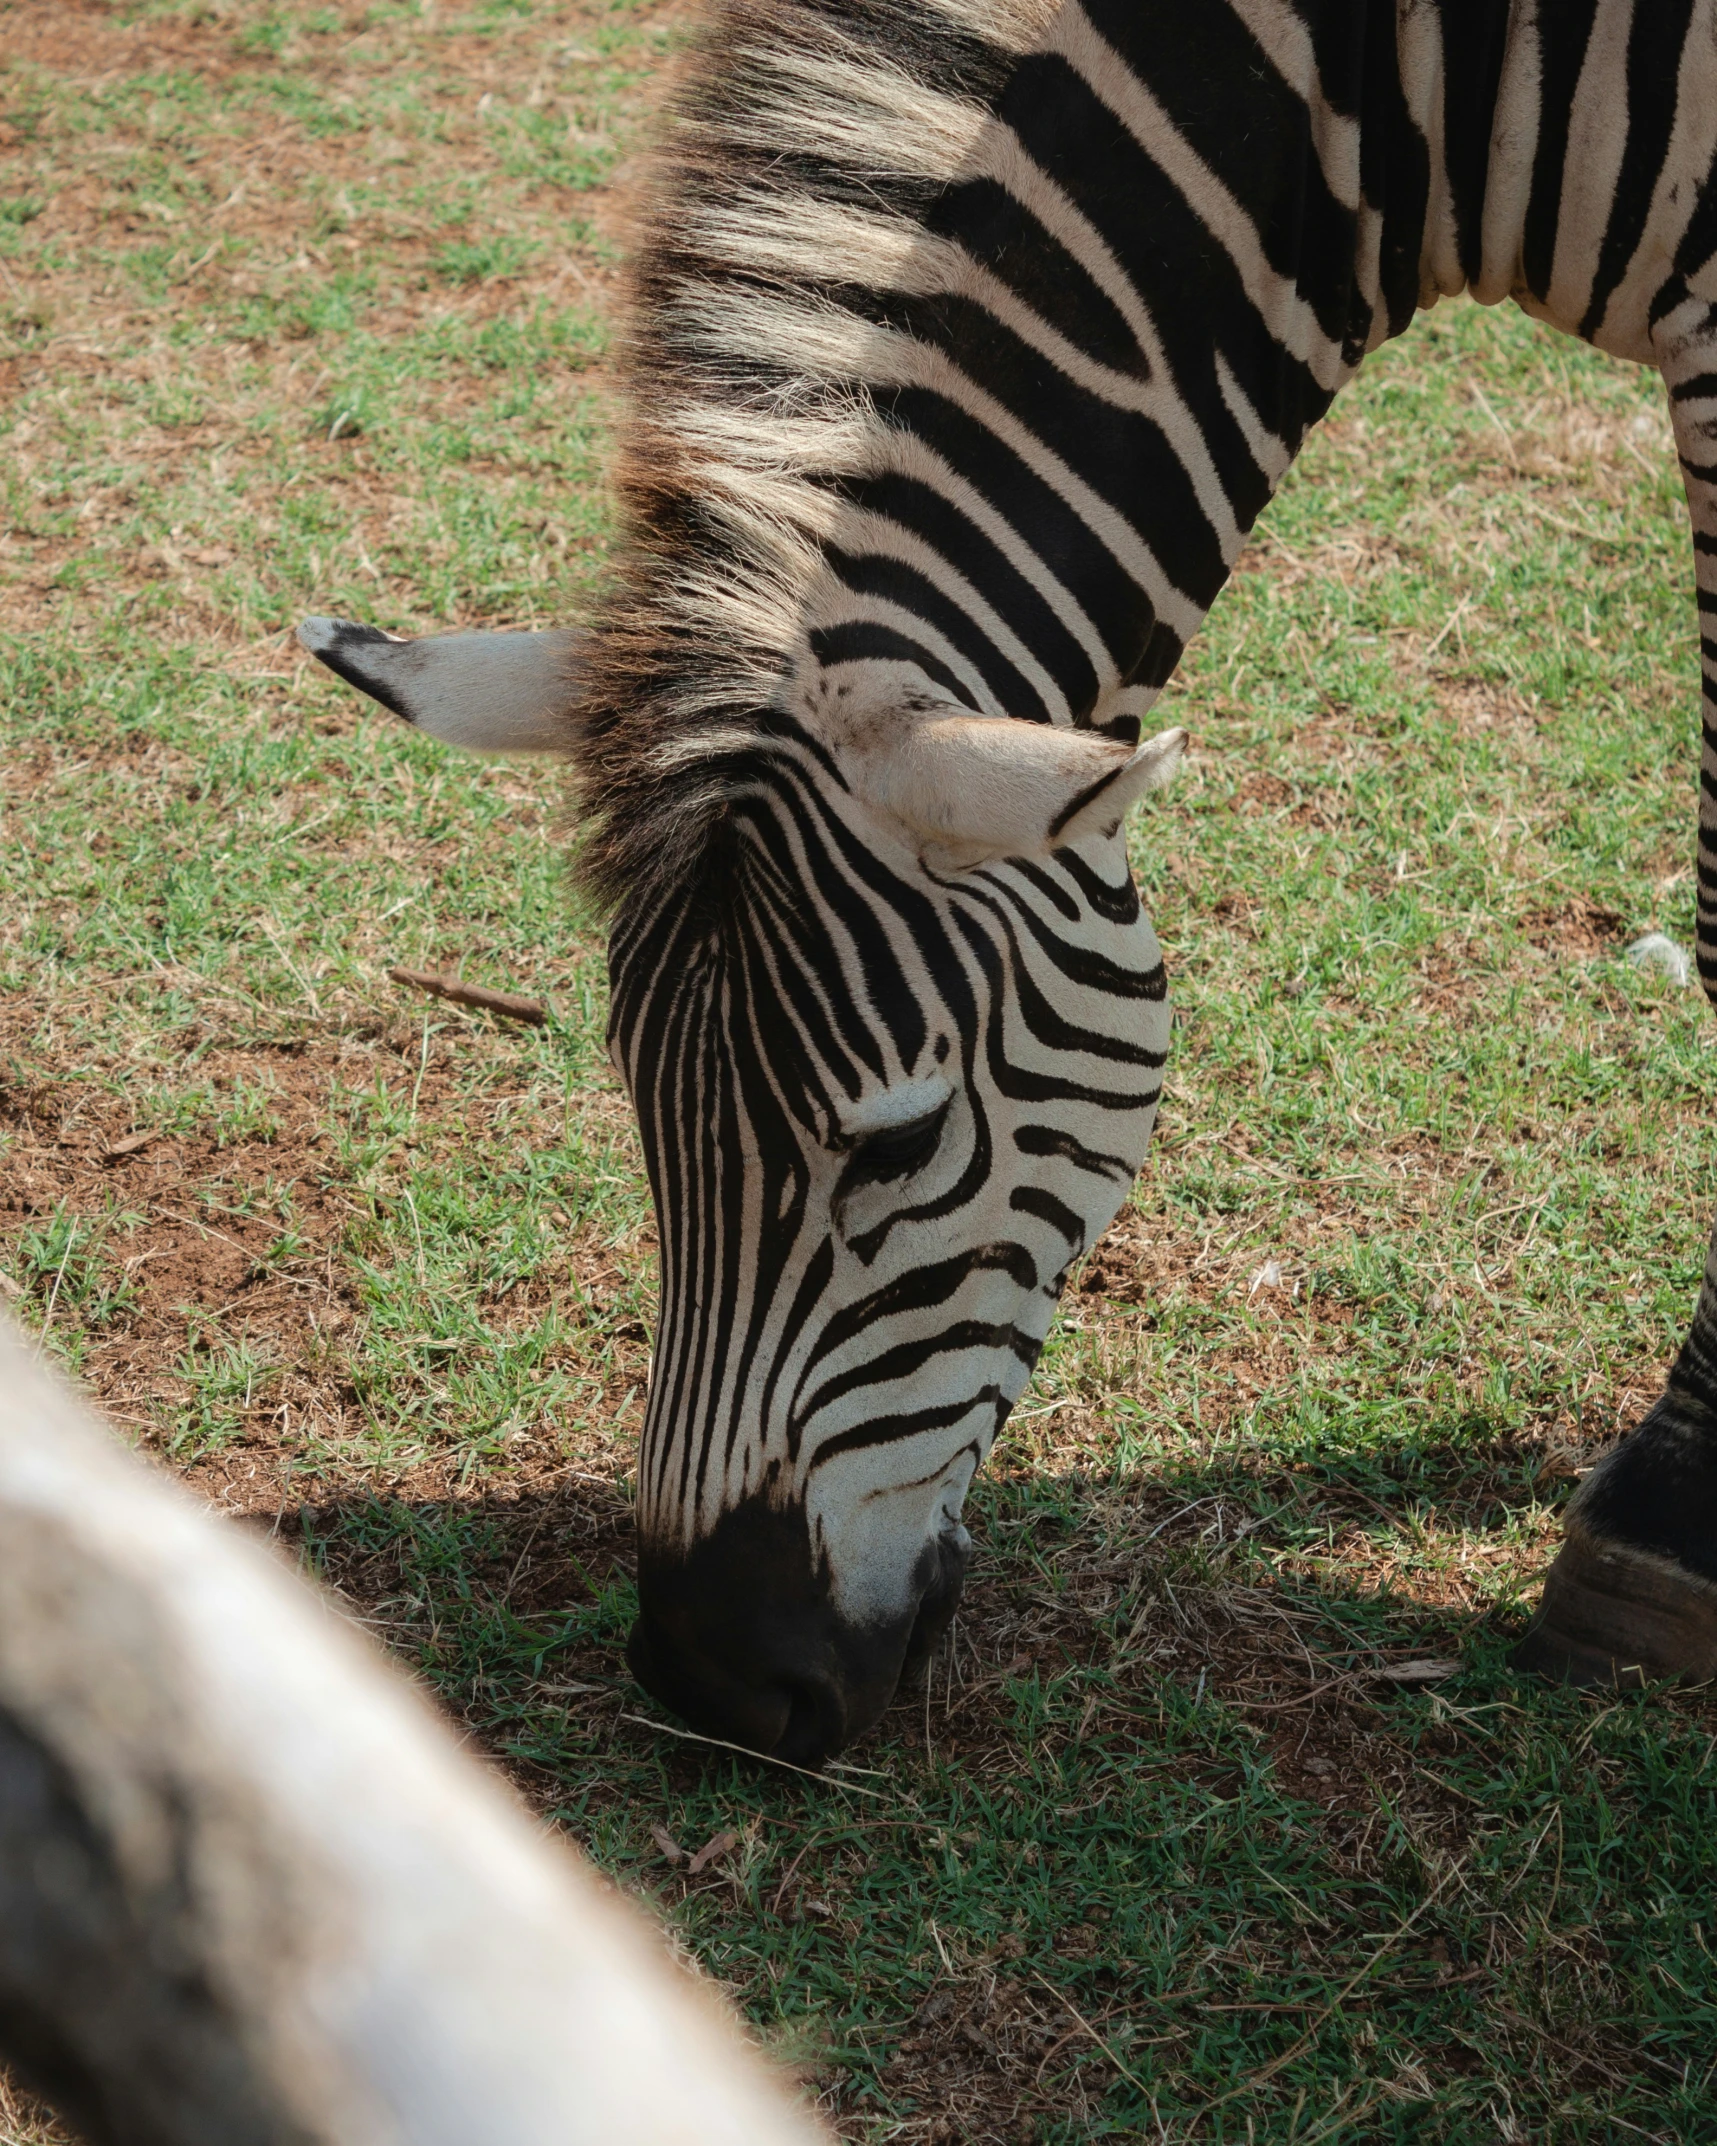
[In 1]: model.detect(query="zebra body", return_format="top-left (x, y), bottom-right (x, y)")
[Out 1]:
top-left (305, 0), bottom-right (1717, 1759)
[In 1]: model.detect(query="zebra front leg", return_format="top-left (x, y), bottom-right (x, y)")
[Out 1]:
top-left (1513, 1237), bottom-right (1717, 1685)
top-left (1514, 287), bottom-right (1717, 1686)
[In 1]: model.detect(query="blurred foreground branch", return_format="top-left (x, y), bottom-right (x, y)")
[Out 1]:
top-left (0, 1323), bottom-right (824, 2146)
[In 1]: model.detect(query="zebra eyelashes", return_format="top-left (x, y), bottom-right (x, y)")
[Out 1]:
top-left (833, 1097), bottom-right (951, 1209)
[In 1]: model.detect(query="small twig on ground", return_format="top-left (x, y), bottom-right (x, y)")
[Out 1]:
top-left (617, 1713), bottom-right (886, 1797)
top-left (768, 1844), bottom-right (812, 1916)
top-left (1031, 1976), bottom-right (1155, 2094)
top-left (388, 966), bottom-right (548, 1026)
top-left (103, 1130), bottom-right (161, 1163)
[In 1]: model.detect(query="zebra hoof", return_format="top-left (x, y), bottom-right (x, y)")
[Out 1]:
top-left (1511, 1524), bottom-right (1717, 1688)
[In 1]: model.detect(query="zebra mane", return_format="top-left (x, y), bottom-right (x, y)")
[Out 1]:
top-left (569, 0), bottom-right (1055, 914)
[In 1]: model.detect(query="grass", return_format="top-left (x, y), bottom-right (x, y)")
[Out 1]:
top-left (3, 2), bottom-right (1716, 2140)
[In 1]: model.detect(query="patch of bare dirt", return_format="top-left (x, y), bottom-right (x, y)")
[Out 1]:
top-left (1231, 770), bottom-right (1294, 812)
top-left (0, 1019), bottom-right (649, 1508)
top-left (1412, 943), bottom-right (1478, 1011)
top-left (3, 0), bottom-right (251, 81)
top-left (1436, 678), bottom-right (1542, 743)
top-left (1523, 897), bottom-right (1624, 959)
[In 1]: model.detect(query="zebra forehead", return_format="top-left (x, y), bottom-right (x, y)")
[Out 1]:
top-left (838, 1074), bottom-right (951, 1138)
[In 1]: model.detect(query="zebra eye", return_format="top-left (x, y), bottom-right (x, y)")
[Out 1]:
top-left (837, 1102), bottom-right (949, 1200)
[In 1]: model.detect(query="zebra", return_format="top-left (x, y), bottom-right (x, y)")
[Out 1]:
top-left (302, 0), bottom-right (1717, 1764)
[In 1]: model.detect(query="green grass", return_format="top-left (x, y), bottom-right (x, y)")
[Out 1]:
top-left (3, 4), bottom-right (1716, 2141)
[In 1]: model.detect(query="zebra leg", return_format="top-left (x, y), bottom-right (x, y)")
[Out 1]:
top-left (1513, 287), bottom-right (1717, 1687)
top-left (1513, 1270), bottom-right (1717, 1688)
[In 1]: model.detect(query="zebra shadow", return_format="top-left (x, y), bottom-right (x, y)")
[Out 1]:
top-left (917, 1397), bottom-right (1571, 1744)
top-left (267, 1397), bottom-right (1566, 1778)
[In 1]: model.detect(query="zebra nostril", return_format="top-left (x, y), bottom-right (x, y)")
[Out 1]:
top-left (908, 1524), bottom-right (972, 1658)
top-left (772, 1679), bottom-right (845, 1768)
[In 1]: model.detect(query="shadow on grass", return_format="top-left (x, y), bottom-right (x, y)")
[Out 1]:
top-left (266, 1436), bottom-right (1717, 2144)
top-left (276, 1404), bottom-right (1554, 1753)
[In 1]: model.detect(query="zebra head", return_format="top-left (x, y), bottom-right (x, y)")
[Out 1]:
top-left (297, 622), bottom-right (1180, 1764)
top-left (607, 697), bottom-right (1185, 1763)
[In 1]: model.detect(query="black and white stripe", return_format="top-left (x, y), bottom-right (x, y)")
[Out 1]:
top-left (609, 725), bottom-right (1174, 1757)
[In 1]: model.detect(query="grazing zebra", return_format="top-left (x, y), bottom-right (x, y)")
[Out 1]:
top-left (303, 0), bottom-right (1717, 1763)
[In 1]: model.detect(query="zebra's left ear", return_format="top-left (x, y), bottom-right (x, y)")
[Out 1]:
top-left (296, 617), bottom-right (579, 753)
top-left (845, 714), bottom-right (1185, 868)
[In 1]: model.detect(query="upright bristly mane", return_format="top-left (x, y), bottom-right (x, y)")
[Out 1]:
top-left (569, 0), bottom-right (1057, 915)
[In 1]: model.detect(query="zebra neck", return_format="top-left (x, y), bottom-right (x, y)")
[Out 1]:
top-left (785, 0), bottom-right (1534, 755)
top-left (576, 0), bottom-right (1572, 905)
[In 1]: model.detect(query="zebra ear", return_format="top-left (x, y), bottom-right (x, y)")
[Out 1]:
top-left (296, 618), bottom-right (579, 753)
top-left (847, 715), bottom-right (1185, 867)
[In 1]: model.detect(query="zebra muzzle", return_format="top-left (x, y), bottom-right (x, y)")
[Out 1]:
top-left (627, 1500), bottom-right (971, 1767)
